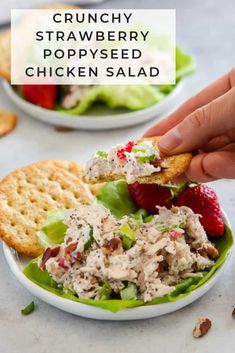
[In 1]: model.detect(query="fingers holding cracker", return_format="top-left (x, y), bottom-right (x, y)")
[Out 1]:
top-left (0, 111), bottom-right (17, 137)
top-left (136, 137), bottom-right (192, 184)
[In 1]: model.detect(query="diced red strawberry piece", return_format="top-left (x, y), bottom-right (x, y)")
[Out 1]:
top-left (76, 252), bottom-right (83, 262)
top-left (65, 242), bottom-right (78, 255)
top-left (116, 141), bottom-right (135, 160)
top-left (116, 148), bottom-right (126, 160)
top-left (128, 182), bottom-right (172, 214)
top-left (57, 258), bottom-right (69, 270)
top-left (40, 246), bottom-right (60, 270)
top-left (170, 229), bottom-right (183, 240)
top-left (22, 84), bottom-right (57, 109)
top-left (175, 184), bottom-right (224, 237)
top-left (125, 141), bottom-right (136, 152)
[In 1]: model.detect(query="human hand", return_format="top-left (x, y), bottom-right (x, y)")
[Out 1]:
top-left (145, 69), bottom-right (235, 182)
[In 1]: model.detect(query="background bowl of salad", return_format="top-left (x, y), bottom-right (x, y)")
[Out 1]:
top-left (3, 48), bottom-right (195, 130)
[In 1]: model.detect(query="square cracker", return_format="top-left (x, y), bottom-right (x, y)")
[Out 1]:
top-left (0, 161), bottom-right (93, 257)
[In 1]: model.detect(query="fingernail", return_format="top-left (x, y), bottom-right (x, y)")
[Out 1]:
top-left (159, 128), bottom-right (182, 153)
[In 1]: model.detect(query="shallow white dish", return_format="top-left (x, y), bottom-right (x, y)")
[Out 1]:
top-left (2, 80), bottom-right (183, 130)
top-left (3, 211), bottom-right (232, 321)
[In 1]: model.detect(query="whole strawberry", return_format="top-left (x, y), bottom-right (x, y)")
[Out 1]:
top-left (128, 182), bottom-right (173, 214)
top-left (22, 84), bottom-right (57, 109)
top-left (175, 184), bottom-right (224, 237)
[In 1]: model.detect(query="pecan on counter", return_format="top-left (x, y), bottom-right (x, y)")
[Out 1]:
top-left (232, 308), bottom-right (235, 318)
top-left (193, 317), bottom-right (212, 338)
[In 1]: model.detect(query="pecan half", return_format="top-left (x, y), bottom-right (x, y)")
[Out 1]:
top-left (151, 158), bottom-right (164, 168)
top-left (198, 244), bottom-right (219, 259)
top-left (232, 308), bottom-right (235, 318)
top-left (205, 244), bottom-right (219, 259)
top-left (102, 237), bottom-right (122, 255)
top-left (198, 248), bottom-right (207, 257)
top-left (193, 317), bottom-right (212, 338)
top-left (55, 126), bottom-right (74, 132)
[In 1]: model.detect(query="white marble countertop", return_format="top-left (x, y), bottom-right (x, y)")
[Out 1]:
top-left (1, 0), bottom-right (235, 352)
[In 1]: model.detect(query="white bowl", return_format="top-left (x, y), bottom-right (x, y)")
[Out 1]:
top-left (2, 80), bottom-right (183, 130)
top-left (2, 210), bottom-right (232, 320)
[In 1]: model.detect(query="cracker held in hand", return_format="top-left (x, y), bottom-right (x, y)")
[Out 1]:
top-left (0, 111), bottom-right (17, 137)
top-left (0, 161), bottom-right (93, 257)
top-left (85, 137), bottom-right (192, 185)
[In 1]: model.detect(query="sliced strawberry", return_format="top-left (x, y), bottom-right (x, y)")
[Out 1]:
top-left (22, 84), bottom-right (57, 109)
top-left (175, 184), bottom-right (224, 237)
top-left (128, 182), bottom-right (173, 214)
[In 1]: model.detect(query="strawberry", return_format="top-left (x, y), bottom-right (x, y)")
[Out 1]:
top-left (117, 141), bottom-right (135, 160)
top-left (175, 184), bottom-right (224, 237)
top-left (22, 84), bottom-right (57, 109)
top-left (128, 182), bottom-right (173, 214)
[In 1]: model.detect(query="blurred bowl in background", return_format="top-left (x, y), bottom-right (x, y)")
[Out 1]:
top-left (2, 80), bottom-right (184, 130)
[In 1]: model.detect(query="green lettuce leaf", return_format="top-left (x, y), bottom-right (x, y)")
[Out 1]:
top-left (159, 47), bottom-right (196, 94)
top-left (57, 47), bottom-right (195, 115)
top-left (120, 223), bottom-right (136, 249)
top-left (175, 47), bottom-right (196, 81)
top-left (97, 282), bottom-right (112, 300)
top-left (38, 210), bottom-right (67, 249)
top-left (23, 224), bottom-right (232, 313)
top-left (96, 180), bottom-right (137, 218)
top-left (120, 283), bottom-right (137, 300)
top-left (58, 85), bottom-right (163, 115)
